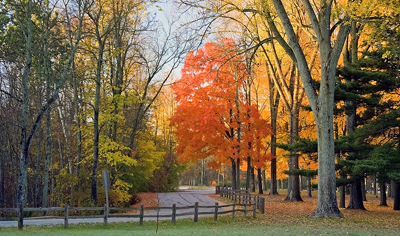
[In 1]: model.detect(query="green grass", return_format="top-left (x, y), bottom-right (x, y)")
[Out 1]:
top-left (0, 215), bottom-right (398, 236)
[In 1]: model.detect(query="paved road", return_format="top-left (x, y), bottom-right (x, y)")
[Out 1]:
top-left (157, 189), bottom-right (219, 219)
top-left (0, 189), bottom-right (218, 227)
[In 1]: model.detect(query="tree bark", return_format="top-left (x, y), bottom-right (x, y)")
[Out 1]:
top-left (285, 110), bottom-right (302, 201)
top-left (87, 6), bottom-right (113, 204)
top-left (269, 158), bottom-right (278, 195)
top-left (265, 47), bottom-right (280, 195)
top-left (0, 149), bottom-right (4, 207)
top-left (236, 158), bottom-right (241, 190)
top-left (361, 178), bottom-right (367, 201)
top-left (257, 168), bottom-right (263, 194)
top-left (16, 0), bottom-right (33, 207)
top-left (340, 185), bottom-right (346, 208)
top-left (379, 181), bottom-right (388, 206)
top-left (73, 64), bottom-right (82, 192)
top-left (231, 158), bottom-right (237, 190)
top-left (34, 123), bottom-right (41, 207)
top-left (91, 45), bottom-right (103, 203)
top-left (347, 177), bottom-right (366, 210)
top-left (393, 182), bottom-right (400, 210)
top-left (42, 109), bottom-right (51, 208)
top-left (307, 176), bottom-right (312, 198)
top-left (251, 167), bottom-right (255, 193)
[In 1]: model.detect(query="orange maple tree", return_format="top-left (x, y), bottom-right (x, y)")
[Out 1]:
top-left (170, 39), bottom-right (273, 188)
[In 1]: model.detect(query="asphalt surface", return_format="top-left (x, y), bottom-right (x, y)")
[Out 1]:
top-left (0, 189), bottom-right (219, 227)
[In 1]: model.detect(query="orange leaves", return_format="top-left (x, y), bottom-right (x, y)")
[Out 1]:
top-left (170, 39), bottom-right (273, 170)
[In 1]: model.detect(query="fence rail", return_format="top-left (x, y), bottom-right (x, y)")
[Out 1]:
top-left (1, 194), bottom-right (265, 230)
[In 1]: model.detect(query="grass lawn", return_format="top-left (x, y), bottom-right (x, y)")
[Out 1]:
top-left (0, 190), bottom-right (399, 236)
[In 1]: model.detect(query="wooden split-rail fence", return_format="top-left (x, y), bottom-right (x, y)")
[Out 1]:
top-left (1, 190), bottom-right (265, 230)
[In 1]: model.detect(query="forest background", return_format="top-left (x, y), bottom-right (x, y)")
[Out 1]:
top-left (0, 0), bottom-right (399, 218)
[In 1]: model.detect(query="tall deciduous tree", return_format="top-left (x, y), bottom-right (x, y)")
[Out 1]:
top-left (265, 0), bottom-right (350, 217)
top-left (86, 0), bottom-right (114, 204)
top-left (171, 39), bottom-right (272, 190)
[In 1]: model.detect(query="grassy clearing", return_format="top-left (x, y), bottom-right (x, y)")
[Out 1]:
top-left (0, 215), bottom-right (398, 236)
top-left (0, 190), bottom-right (399, 236)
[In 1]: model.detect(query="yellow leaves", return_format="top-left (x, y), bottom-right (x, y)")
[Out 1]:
top-left (99, 136), bottom-right (136, 167)
top-left (134, 139), bottom-right (164, 179)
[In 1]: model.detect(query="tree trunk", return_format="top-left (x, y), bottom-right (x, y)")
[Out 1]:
top-left (0, 154), bottom-right (3, 207)
top-left (361, 178), bottom-right (367, 201)
top-left (268, 69), bottom-right (279, 195)
top-left (246, 155), bottom-right (251, 191)
top-left (393, 182), bottom-right (400, 210)
top-left (310, 106), bottom-right (343, 217)
top-left (307, 176), bottom-right (312, 198)
top-left (91, 83), bottom-right (100, 203)
top-left (388, 182), bottom-right (392, 198)
top-left (379, 181), bottom-right (388, 206)
top-left (42, 109), bottom-right (51, 208)
top-left (257, 168), bottom-right (263, 194)
top-left (347, 177), bottom-right (366, 210)
top-left (231, 158), bottom-right (237, 190)
top-left (269, 158), bottom-right (278, 195)
top-left (34, 123), bottom-right (41, 207)
top-left (16, 0), bottom-right (33, 207)
top-left (340, 185), bottom-right (346, 208)
top-left (73, 70), bottom-right (82, 192)
top-left (251, 167), bottom-right (255, 192)
top-left (91, 46), bottom-right (103, 203)
top-left (236, 158), bottom-right (240, 190)
top-left (111, 10), bottom-right (126, 142)
top-left (285, 111), bottom-right (302, 201)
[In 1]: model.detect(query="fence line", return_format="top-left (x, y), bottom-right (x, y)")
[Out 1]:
top-left (219, 187), bottom-right (266, 214)
top-left (0, 195), bottom-right (265, 230)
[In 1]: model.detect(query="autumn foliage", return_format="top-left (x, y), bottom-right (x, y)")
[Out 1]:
top-left (170, 39), bottom-right (273, 173)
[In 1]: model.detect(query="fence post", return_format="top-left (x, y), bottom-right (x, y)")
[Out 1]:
top-left (18, 204), bottom-right (23, 230)
top-left (103, 204), bottom-right (108, 227)
top-left (232, 201), bottom-right (235, 220)
top-left (64, 204), bottom-right (69, 229)
top-left (194, 202), bottom-right (199, 222)
top-left (259, 197), bottom-right (265, 214)
top-left (139, 204), bottom-right (144, 226)
top-left (214, 202), bottom-right (218, 221)
top-left (172, 204), bottom-right (176, 224)
top-left (243, 202), bottom-right (247, 218)
top-left (252, 196), bottom-right (256, 218)
top-left (256, 196), bottom-right (259, 210)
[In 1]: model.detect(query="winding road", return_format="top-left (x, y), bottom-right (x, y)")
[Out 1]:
top-left (0, 189), bottom-right (219, 227)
